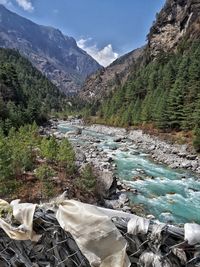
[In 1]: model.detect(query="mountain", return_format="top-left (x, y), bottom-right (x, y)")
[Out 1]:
top-left (0, 5), bottom-right (101, 94)
top-left (81, 0), bottom-right (200, 102)
top-left (80, 47), bottom-right (144, 101)
top-left (82, 0), bottom-right (200, 139)
top-left (0, 48), bottom-right (64, 132)
top-left (148, 0), bottom-right (200, 57)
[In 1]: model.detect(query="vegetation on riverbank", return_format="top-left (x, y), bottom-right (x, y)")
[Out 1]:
top-left (0, 48), bottom-right (98, 202)
top-left (0, 123), bottom-right (97, 202)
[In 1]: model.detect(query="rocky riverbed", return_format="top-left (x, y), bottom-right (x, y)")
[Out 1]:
top-left (41, 119), bottom-right (200, 223)
top-left (86, 124), bottom-right (200, 173)
top-left (40, 119), bottom-right (134, 214)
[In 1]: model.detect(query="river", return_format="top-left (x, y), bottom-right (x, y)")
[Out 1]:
top-left (57, 121), bottom-right (200, 225)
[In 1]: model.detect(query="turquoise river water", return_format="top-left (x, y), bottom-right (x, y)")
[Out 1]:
top-left (59, 123), bottom-right (200, 224)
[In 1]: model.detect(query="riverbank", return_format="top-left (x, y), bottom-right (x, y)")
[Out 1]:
top-left (42, 120), bottom-right (138, 214)
top-left (85, 124), bottom-right (200, 174)
top-left (42, 119), bottom-right (200, 223)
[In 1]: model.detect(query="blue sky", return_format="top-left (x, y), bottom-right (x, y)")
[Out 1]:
top-left (1, 0), bottom-right (165, 66)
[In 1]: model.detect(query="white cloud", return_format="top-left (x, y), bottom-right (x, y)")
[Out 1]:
top-left (15, 0), bottom-right (34, 11)
top-left (0, 0), bottom-right (13, 8)
top-left (0, 0), bottom-right (33, 11)
top-left (77, 38), bottom-right (119, 67)
top-left (0, 0), bottom-right (9, 4)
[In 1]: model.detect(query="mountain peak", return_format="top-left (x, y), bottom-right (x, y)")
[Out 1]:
top-left (0, 5), bottom-right (102, 94)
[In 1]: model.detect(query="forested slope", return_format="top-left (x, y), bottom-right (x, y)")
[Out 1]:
top-left (99, 41), bottom-right (200, 131)
top-left (0, 48), bottom-right (64, 132)
top-left (82, 0), bottom-right (200, 149)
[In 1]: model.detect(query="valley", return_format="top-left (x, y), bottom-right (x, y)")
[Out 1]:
top-left (0, 0), bottom-right (200, 266)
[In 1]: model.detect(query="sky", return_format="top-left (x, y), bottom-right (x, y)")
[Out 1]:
top-left (0, 0), bottom-right (165, 66)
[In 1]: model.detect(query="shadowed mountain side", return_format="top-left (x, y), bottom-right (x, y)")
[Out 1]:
top-left (0, 5), bottom-right (102, 94)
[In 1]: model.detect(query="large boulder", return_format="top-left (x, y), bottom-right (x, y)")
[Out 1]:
top-left (95, 169), bottom-right (117, 199)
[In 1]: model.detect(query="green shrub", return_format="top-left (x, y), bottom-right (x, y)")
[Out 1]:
top-left (0, 132), bottom-right (13, 181)
top-left (40, 136), bottom-right (58, 162)
top-left (57, 138), bottom-right (76, 174)
top-left (0, 180), bottom-right (21, 196)
top-left (193, 127), bottom-right (200, 152)
top-left (76, 164), bottom-right (96, 193)
top-left (35, 164), bottom-right (56, 198)
top-left (35, 164), bottom-right (55, 180)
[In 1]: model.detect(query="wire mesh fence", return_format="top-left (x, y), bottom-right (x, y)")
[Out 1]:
top-left (0, 207), bottom-right (200, 266)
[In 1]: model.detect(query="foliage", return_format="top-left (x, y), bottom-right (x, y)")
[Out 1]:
top-left (89, 41), bottom-right (200, 139)
top-left (40, 136), bottom-right (59, 162)
top-left (0, 48), bottom-right (65, 133)
top-left (0, 124), bottom-right (40, 196)
top-left (193, 127), bottom-right (200, 152)
top-left (35, 164), bottom-right (55, 181)
top-left (35, 164), bottom-right (56, 198)
top-left (0, 123), bottom-right (77, 198)
top-left (76, 164), bottom-right (96, 193)
top-left (57, 138), bottom-right (76, 174)
top-left (0, 129), bottom-right (16, 195)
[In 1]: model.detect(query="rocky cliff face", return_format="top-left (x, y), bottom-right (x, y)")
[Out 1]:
top-left (81, 0), bottom-right (200, 101)
top-left (0, 5), bottom-right (101, 94)
top-left (80, 47), bottom-right (144, 101)
top-left (148, 0), bottom-right (200, 56)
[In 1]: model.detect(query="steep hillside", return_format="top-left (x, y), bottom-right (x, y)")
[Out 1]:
top-left (148, 0), bottom-right (200, 57)
top-left (83, 0), bottom-right (200, 146)
top-left (0, 48), bottom-right (63, 132)
top-left (0, 5), bottom-right (101, 94)
top-left (81, 0), bottom-right (200, 102)
top-left (80, 47), bottom-right (144, 101)
top-left (98, 41), bottom-right (200, 129)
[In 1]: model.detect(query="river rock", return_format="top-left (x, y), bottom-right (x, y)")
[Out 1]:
top-left (118, 193), bottom-right (129, 205)
top-left (107, 157), bottom-right (113, 163)
top-left (181, 161), bottom-right (192, 169)
top-left (75, 128), bottom-right (82, 135)
top-left (191, 161), bottom-right (199, 170)
top-left (178, 152), bottom-right (187, 158)
top-left (64, 131), bottom-right (74, 137)
top-left (186, 154), bottom-right (197, 160)
top-left (53, 131), bottom-right (64, 139)
top-left (121, 147), bottom-right (129, 152)
top-left (110, 145), bottom-right (118, 151)
top-left (95, 169), bottom-right (117, 198)
top-left (103, 193), bottom-right (130, 211)
top-left (169, 163), bottom-right (180, 169)
top-left (136, 168), bottom-right (145, 174)
top-left (91, 153), bottom-right (97, 158)
top-left (120, 189), bottom-right (126, 192)
top-left (114, 137), bottom-right (123, 142)
top-left (132, 176), bottom-right (143, 181)
top-left (130, 188), bottom-right (139, 193)
top-left (149, 145), bottom-right (156, 151)
top-left (122, 206), bottom-right (132, 212)
top-left (101, 163), bottom-right (110, 169)
top-left (75, 149), bottom-right (86, 163)
top-left (130, 151), bottom-right (140, 155)
top-left (117, 181), bottom-right (124, 190)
